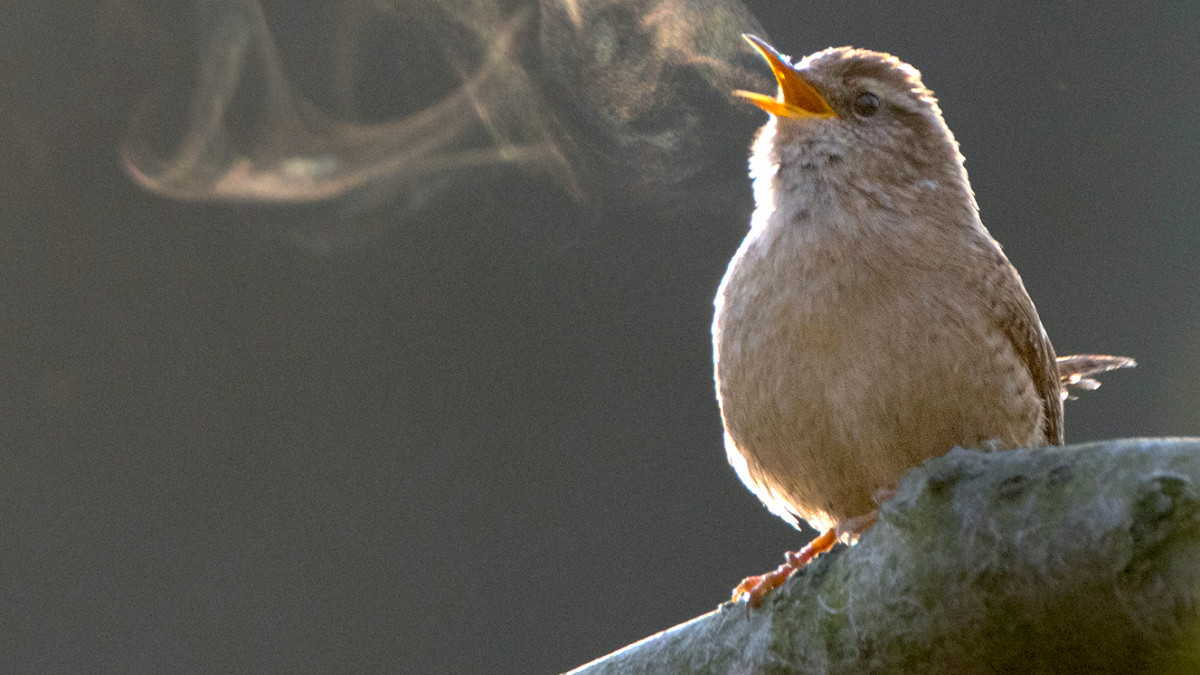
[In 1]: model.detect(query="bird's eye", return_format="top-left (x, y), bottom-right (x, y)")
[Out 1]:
top-left (853, 92), bottom-right (880, 117)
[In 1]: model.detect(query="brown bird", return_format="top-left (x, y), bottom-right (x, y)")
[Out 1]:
top-left (713, 35), bottom-right (1134, 607)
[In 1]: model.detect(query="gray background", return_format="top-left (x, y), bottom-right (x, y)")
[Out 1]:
top-left (4, 1), bottom-right (1198, 672)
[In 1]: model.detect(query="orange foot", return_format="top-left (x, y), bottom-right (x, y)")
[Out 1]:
top-left (731, 528), bottom-right (838, 608)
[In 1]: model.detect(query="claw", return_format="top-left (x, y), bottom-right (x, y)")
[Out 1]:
top-left (731, 528), bottom-right (839, 610)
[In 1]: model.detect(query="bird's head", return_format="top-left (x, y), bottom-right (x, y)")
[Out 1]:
top-left (736, 35), bottom-right (973, 216)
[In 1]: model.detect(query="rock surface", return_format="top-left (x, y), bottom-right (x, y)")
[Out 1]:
top-left (568, 438), bottom-right (1200, 674)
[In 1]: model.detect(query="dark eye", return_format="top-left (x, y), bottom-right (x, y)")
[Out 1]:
top-left (853, 92), bottom-right (880, 117)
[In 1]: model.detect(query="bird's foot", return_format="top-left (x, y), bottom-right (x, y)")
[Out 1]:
top-left (872, 486), bottom-right (897, 506)
top-left (731, 527), bottom-right (838, 609)
top-left (836, 509), bottom-right (879, 538)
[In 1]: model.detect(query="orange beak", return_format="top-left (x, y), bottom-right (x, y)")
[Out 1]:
top-left (734, 35), bottom-right (837, 119)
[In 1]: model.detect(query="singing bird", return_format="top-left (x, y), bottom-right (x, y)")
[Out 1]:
top-left (713, 35), bottom-right (1134, 607)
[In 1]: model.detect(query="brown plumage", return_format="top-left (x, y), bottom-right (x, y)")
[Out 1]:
top-left (714, 36), bottom-right (1134, 606)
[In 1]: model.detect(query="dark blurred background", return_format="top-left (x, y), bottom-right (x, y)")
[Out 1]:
top-left (4, 0), bottom-right (1198, 672)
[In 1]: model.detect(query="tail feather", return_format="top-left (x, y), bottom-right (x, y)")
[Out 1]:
top-left (1057, 354), bottom-right (1136, 400)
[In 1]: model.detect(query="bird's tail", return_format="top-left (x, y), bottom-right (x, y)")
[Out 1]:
top-left (1057, 354), bottom-right (1137, 400)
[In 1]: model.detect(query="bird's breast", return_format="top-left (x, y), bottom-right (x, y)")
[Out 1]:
top-left (713, 214), bottom-right (1043, 528)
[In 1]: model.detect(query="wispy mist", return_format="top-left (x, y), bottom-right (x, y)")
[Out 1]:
top-left (122, 0), bottom-right (772, 245)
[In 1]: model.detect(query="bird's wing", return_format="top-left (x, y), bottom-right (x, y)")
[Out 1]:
top-left (976, 246), bottom-right (1064, 445)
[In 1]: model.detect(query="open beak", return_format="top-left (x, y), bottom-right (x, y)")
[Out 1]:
top-left (734, 35), bottom-right (837, 119)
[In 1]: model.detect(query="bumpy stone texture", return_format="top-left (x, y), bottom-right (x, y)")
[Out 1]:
top-left (568, 438), bottom-right (1200, 675)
